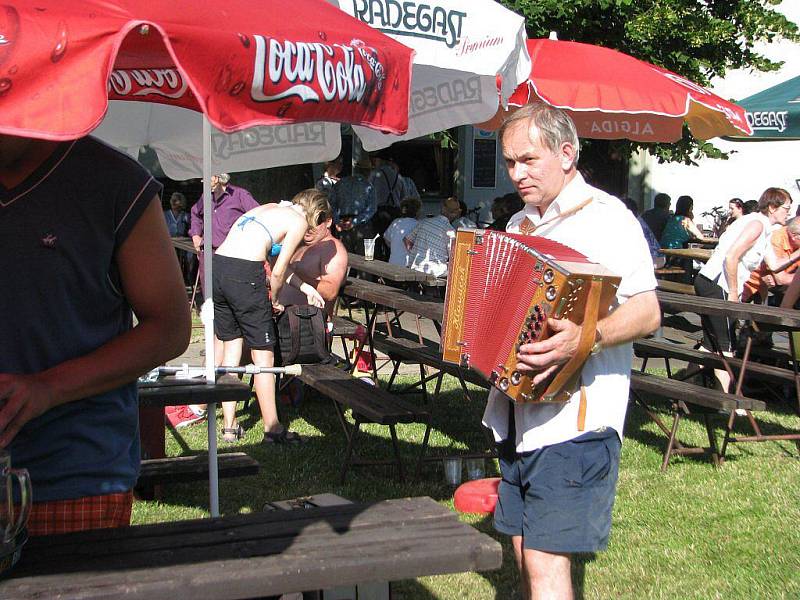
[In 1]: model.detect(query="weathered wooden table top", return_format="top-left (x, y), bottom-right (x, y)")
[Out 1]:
top-left (138, 379), bottom-right (251, 408)
top-left (659, 247), bottom-right (713, 262)
top-left (347, 252), bottom-right (443, 284)
top-left (171, 236), bottom-right (198, 255)
top-left (1, 497), bottom-right (502, 600)
top-left (342, 277), bottom-right (444, 322)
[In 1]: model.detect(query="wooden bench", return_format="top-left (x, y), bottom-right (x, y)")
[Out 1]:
top-left (137, 453), bottom-right (260, 488)
top-left (369, 333), bottom-right (486, 398)
top-left (630, 370), bottom-right (766, 470)
top-left (297, 362), bottom-right (431, 482)
top-left (654, 266), bottom-right (687, 277)
top-left (635, 338), bottom-right (796, 390)
top-left (656, 279), bottom-right (696, 295)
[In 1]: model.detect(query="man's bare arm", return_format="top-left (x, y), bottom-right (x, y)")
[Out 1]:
top-left (0, 197), bottom-right (191, 445)
top-left (313, 242), bottom-right (348, 302)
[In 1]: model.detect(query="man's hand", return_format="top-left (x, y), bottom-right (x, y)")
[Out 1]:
top-left (301, 283), bottom-right (325, 308)
top-left (0, 373), bottom-right (55, 447)
top-left (516, 318), bottom-right (582, 385)
top-left (191, 234), bottom-right (203, 252)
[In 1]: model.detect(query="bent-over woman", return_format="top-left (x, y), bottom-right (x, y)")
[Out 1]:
top-left (694, 187), bottom-right (793, 393)
top-left (213, 190), bottom-right (325, 444)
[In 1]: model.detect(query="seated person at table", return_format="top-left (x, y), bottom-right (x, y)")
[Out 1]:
top-left (743, 217), bottom-right (800, 304)
top-left (694, 187), bottom-right (793, 394)
top-left (622, 197), bottom-right (665, 268)
top-left (450, 198), bottom-right (477, 229)
top-left (214, 190), bottom-right (325, 444)
top-left (329, 155), bottom-right (378, 256)
top-left (383, 197), bottom-right (421, 267)
top-left (278, 196), bottom-right (348, 315)
top-left (487, 193), bottom-right (522, 231)
top-left (660, 195), bottom-right (706, 249)
top-left (0, 134), bottom-right (191, 536)
top-left (641, 192), bottom-right (672, 240)
top-left (404, 196), bottom-right (458, 278)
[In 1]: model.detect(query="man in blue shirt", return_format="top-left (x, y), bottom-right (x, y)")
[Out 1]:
top-left (329, 156), bottom-right (378, 255)
top-left (0, 134), bottom-right (190, 535)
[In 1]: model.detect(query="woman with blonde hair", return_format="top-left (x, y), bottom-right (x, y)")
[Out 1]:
top-left (213, 189), bottom-right (325, 444)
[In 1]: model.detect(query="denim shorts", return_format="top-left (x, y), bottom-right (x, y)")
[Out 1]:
top-left (493, 428), bottom-right (622, 553)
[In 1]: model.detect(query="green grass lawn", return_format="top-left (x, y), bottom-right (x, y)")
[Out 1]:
top-left (133, 372), bottom-right (800, 599)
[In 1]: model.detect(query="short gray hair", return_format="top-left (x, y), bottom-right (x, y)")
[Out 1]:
top-left (499, 103), bottom-right (580, 165)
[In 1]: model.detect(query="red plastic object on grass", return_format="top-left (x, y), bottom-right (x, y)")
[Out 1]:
top-left (454, 477), bottom-right (501, 515)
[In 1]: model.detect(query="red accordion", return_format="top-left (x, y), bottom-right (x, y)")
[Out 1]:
top-left (441, 229), bottom-right (620, 403)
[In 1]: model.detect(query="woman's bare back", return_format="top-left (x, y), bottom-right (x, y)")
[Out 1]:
top-left (216, 204), bottom-right (306, 261)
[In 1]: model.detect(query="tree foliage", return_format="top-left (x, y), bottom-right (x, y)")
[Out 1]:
top-left (502, 0), bottom-right (799, 164)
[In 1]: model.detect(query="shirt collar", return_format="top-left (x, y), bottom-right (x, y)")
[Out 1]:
top-left (521, 171), bottom-right (587, 226)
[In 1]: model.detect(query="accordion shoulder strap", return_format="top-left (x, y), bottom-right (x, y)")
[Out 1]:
top-left (545, 277), bottom-right (604, 430)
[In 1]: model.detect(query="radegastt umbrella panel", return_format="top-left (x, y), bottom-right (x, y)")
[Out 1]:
top-left (334, 0), bottom-right (531, 151)
top-left (729, 75), bottom-right (800, 141)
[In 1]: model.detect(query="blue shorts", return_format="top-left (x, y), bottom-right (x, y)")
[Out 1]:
top-left (493, 428), bottom-right (621, 553)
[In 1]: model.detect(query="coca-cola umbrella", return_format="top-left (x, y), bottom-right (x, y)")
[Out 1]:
top-left (334, 0), bottom-right (531, 151)
top-left (477, 37), bottom-right (752, 142)
top-left (0, 0), bottom-right (413, 516)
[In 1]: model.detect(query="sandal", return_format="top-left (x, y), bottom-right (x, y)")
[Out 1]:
top-left (221, 424), bottom-right (244, 443)
top-left (262, 428), bottom-right (303, 445)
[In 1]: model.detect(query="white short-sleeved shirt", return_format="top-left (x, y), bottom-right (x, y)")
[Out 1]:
top-left (384, 217), bottom-right (419, 266)
top-left (699, 212), bottom-right (772, 297)
top-left (482, 173), bottom-right (657, 452)
top-left (406, 215), bottom-right (454, 278)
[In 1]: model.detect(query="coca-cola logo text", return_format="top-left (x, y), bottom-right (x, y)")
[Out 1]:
top-left (108, 69), bottom-right (188, 99)
top-left (251, 35), bottom-right (383, 105)
top-left (351, 0), bottom-right (466, 49)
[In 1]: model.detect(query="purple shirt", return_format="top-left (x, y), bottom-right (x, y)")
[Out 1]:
top-left (189, 184), bottom-right (259, 249)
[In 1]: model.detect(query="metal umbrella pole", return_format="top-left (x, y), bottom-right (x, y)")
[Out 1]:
top-left (201, 116), bottom-right (220, 517)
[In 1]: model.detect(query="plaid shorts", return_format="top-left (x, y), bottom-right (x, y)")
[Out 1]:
top-left (26, 491), bottom-right (133, 537)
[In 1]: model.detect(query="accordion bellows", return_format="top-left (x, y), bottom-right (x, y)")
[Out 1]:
top-left (441, 229), bottom-right (620, 403)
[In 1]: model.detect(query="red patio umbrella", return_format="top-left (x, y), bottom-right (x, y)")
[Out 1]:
top-left (477, 37), bottom-right (752, 142)
top-left (0, 0), bottom-right (413, 139)
top-left (0, 0), bottom-right (414, 518)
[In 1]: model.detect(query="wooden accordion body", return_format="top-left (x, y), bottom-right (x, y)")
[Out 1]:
top-left (441, 229), bottom-right (620, 403)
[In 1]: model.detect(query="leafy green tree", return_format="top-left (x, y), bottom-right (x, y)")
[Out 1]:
top-left (502, 0), bottom-right (799, 167)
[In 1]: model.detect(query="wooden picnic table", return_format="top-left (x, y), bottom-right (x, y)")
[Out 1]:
top-left (659, 247), bottom-right (713, 262)
top-left (654, 290), bottom-right (800, 455)
top-left (342, 276), bottom-right (444, 323)
top-left (138, 379), bottom-right (252, 515)
top-left (1, 497), bottom-right (502, 600)
top-left (347, 252), bottom-right (444, 285)
top-left (171, 236), bottom-right (198, 255)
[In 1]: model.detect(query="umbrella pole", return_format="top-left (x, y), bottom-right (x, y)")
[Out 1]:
top-left (202, 115), bottom-right (220, 518)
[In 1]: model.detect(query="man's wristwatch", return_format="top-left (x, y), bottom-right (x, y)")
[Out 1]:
top-left (590, 327), bottom-right (603, 355)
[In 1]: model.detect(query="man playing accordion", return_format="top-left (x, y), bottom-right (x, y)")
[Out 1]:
top-left (482, 103), bottom-right (661, 599)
